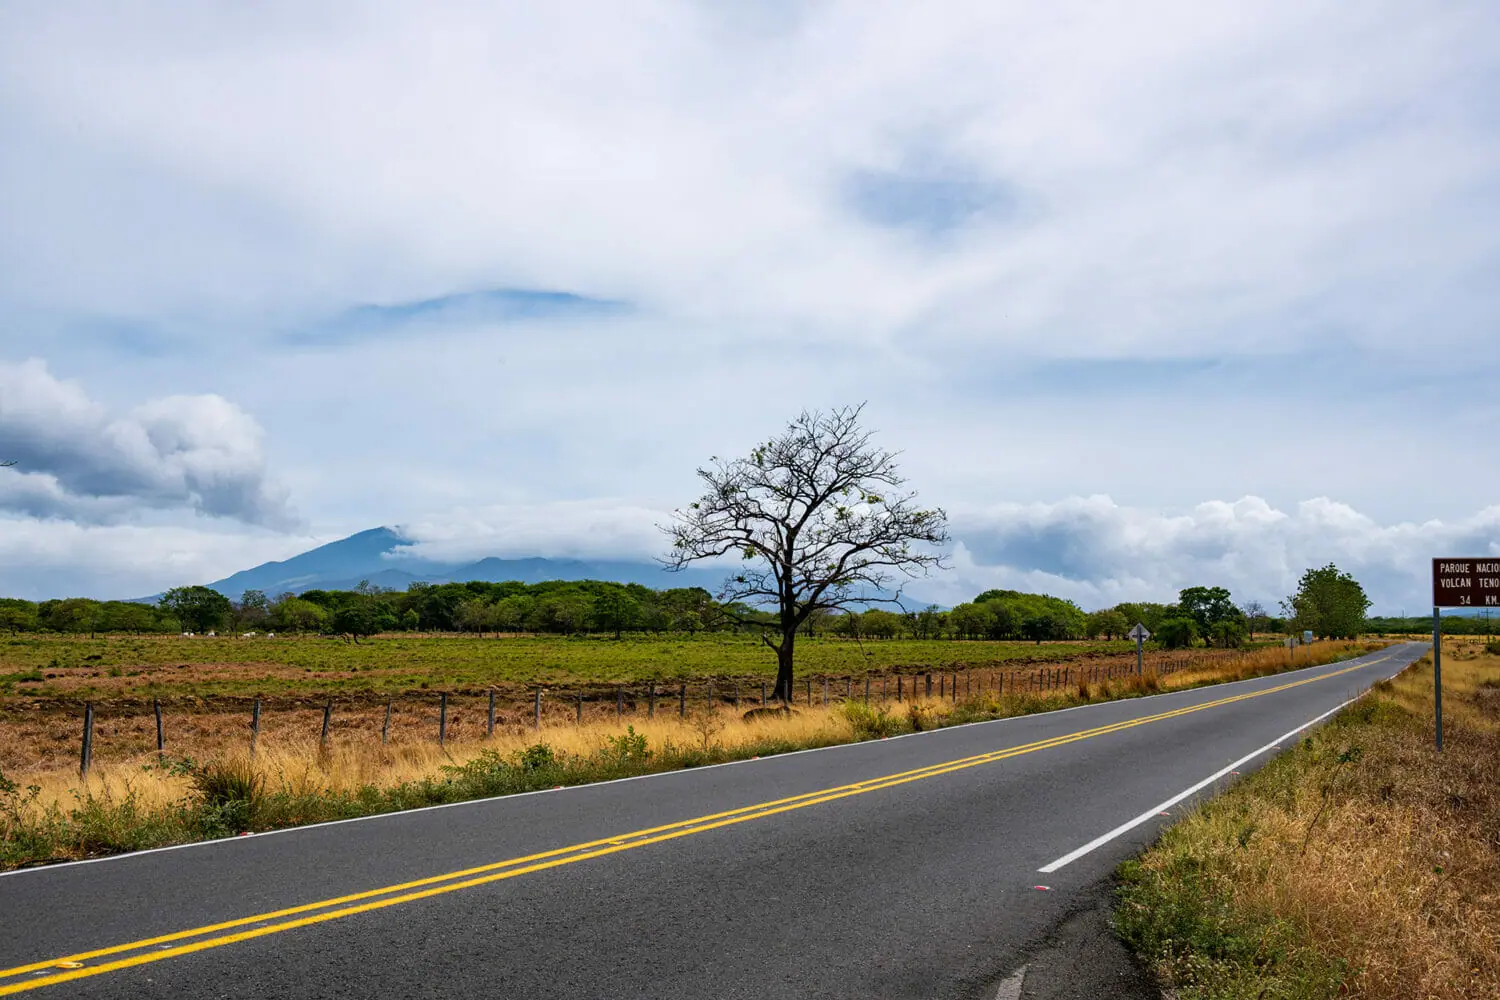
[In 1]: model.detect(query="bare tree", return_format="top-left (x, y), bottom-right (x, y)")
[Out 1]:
top-left (662, 405), bottom-right (949, 701)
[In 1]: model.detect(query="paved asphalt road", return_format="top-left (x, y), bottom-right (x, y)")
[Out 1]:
top-left (0, 643), bottom-right (1428, 999)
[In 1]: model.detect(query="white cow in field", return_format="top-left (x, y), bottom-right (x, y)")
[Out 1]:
top-left (242, 631), bottom-right (257, 638)
top-left (266, 632), bottom-right (275, 638)
top-left (181, 631), bottom-right (194, 637)
top-left (206, 630), bottom-right (216, 637)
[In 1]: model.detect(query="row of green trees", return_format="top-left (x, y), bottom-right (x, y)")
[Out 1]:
top-left (1367, 614), bottom-right (1499, 636)
top-left (0, 564), bottom-right (1375, 647)
top-left (0, 597), bottom-right (180, 635)
top-left (941, 585), bottom-right (1260, 648)
top-left (931, 566), bottom-right (1372, 649)
top-left (147, 580), bottom-right (730, 639)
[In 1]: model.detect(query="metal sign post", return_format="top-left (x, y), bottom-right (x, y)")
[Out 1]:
top-left (1127, 623), bottom-right (1151, 676)
top-left (1428, 558), bottom-right (1500, 750)
top-left (1433, 606), bottom-right (1443, 752)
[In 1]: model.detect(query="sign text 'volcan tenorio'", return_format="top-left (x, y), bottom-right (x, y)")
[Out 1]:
top-left (1431, 558), bottom-right (1500, 608)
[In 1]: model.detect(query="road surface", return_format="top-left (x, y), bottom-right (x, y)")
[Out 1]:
top-left (0, 642), bottom-right (1428, 999)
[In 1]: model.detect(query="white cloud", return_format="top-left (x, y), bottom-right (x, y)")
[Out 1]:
top-left (378, 493), bottom-right (1500, 615)
top-left (943, 495), bottom-right (1500, 614)
top-left (0, 489), bottom-right (1491, 610)
top-left (0, 359), bottom-right (294, 527)
top-left (0, 4), bottom-right (1496, 598)
top-left (0, 517), bottom-right (319, 601)
top-left (389, 501), bottom-right (672, 563)
top-left (1, 2), bottom-right (1496, 359)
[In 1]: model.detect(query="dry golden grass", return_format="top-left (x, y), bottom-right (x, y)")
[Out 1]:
top-left (12, 701), bottom-right (880, 822)
top-left (4, 641), bottom-right (1378, 828)
top-left (1121, 641), bottom-right (1500, 1000)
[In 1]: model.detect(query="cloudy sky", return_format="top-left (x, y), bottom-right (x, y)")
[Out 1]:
top-left (1, 1), bottom-right (1496, 612)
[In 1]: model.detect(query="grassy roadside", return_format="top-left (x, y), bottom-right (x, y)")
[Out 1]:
top-left (0, 640), bottom-right (1382, 871)
top-left (1116, 637), bottom-right (1499, 999)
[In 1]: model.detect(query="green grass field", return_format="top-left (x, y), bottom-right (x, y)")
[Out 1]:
top-left (0, 632), bottom-right (1138, 702)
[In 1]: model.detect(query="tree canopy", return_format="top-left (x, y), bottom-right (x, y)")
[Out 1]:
top-left (663, 405), bottom-right (948, 699)
top-left (159, 586), bottom-right (233, 633)
top-left (1282, 564), bottom-right (1371, 639)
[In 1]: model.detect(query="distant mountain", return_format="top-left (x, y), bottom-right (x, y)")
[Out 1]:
top-left (192, 527), bottom-right (733, 600)
top-left (198, 527), bottom-right (441, 599)
top-left (142, 526), bottom-right (943, 607)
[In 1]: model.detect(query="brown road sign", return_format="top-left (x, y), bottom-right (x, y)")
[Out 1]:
top-left (1432, 558), bottom-right (1500, 608)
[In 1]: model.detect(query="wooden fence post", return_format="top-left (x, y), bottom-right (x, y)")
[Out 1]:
top-left (534, 689), bottom-right (542, 729)
top-left (708, 680), bottom-right (715, 711)
top-left (440, 693), bottom-right (448, 746)
top-left (382, 700), bottom-right (392, 745)
top-left (822, 678), bottom-right (828, 706)
top-left (79, 703), bottom-right (94, 776)
top-left (488, 690), bottom-right (496, 737)
top-left (679, 683), bottom-right (686, 718)
top-left (617, 687), bottom-right (624, 719)
top-left (649, 682), bottom-right (657, 717)
top-left (760, 681), bottom-right (767, 706)
top-left (576, 693), bottom-right (583, 724)
top-left (805, 678), bottom-right (812, 705)
top-left (321, 700), bottom-right (332, 747)
top-left (897, 675), bottom-right (903, 702)
top-left (865, 676), bottom-right (871, 704)
top-left (153, 698), bottom-right (164, 760)
top-left (734, 683), bottom-right (741, 711)
top-left (251, 698), bottom-right (261, 756)
top-left (846, 677), bottom-right (852, 701)
top-left (926, 673), bottom-right (933, 699)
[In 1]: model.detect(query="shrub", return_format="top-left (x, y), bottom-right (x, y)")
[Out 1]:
top-left (516, 743), bottom-right (556, 772)
top-left (842, 701), bottom-right (906, 739)
top-left (191, 758), bottom-right (262, 835)
top-left (602, 726), bottom-right (651, 765)
top-left (1208, 621), bottom-right (1247, 649)
top-left (440, 749), bottom-right (516, 797)
top-left (1157, 617), bottom-right (1200, 649)
top-left (192, 758), bottom-right (261, 809)
top-left (439, 742), bottom-right (565, 798)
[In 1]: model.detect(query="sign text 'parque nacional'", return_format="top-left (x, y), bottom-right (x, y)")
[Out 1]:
top-left (1432, 558), bottom-right (1500, 608)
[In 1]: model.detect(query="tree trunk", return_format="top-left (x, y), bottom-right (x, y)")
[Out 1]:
top-left (772, 629), bottom-right (796, 702)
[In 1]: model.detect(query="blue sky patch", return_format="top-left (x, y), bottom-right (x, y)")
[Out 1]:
top-left (843, 168), bottom-right (1017, 236)
top-left (283, 288), bottom-right (629, 346)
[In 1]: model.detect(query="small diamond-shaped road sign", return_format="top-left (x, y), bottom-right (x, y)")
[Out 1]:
top-left (1127, 623), bottom-right (1151, 641)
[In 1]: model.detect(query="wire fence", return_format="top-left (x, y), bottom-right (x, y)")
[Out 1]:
top-left (66, 647), bottom-right (1306, 775)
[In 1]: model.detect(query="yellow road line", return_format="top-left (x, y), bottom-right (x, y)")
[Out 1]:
top-left (0, 655), bottom-right (1386, 995)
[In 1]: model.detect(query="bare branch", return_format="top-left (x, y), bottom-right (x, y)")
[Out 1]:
top-left (659, 405), bottom-right (949, 699)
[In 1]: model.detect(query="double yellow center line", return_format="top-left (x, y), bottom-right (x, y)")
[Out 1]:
top-left (0, 655), bottom-right (1386, 995)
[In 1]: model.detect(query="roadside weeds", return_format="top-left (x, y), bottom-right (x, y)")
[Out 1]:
top-left (1116, 638), bottom-right (1499, 1000)
top-left (0, 640), bottom-right (1383, 871)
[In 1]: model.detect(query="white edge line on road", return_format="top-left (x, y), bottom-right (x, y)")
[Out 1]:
top-left (1036, 658), bottom-right (1422, 874)
top-left (0, 644), bottom-right (1427, 882)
